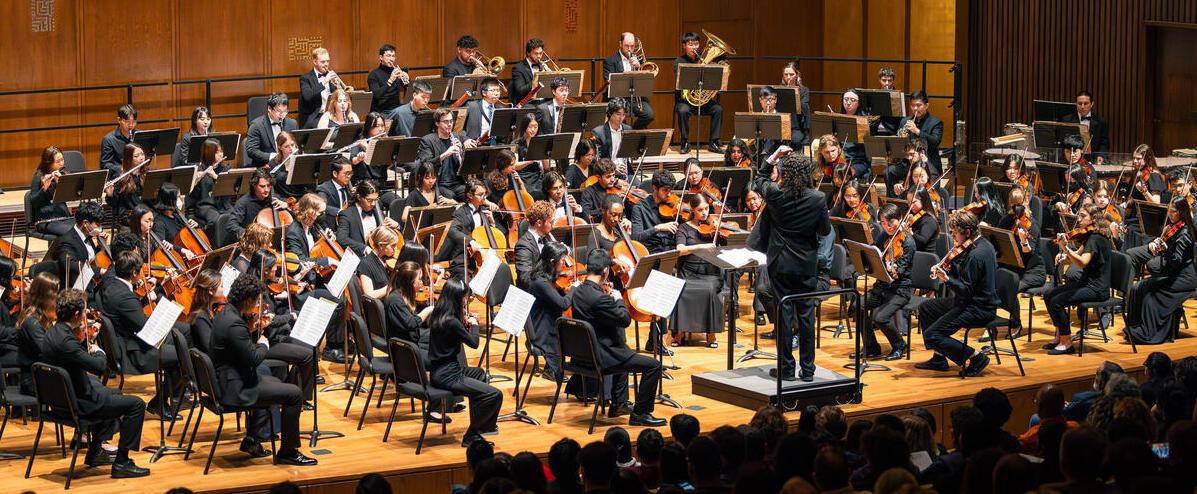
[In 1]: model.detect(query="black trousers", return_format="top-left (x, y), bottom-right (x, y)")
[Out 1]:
top-left (267, 341), bottom-right (315, 396)
top-left (674, 100), bottom-right (723, 144)
top-left (753, 266), bottom-right (776, 322)
top-left (86, 393), bottom-right (145, 455)
top-left (772, 270), bottom-right (819, 377)
top-left (194, 205), bottom-right (221, 228)
top-left (862, 284), bottom-right (911, 353)
top-left (431, 363), bottom-right (502, 436)
top-left (919, 297), bottom-right (994, 366)
top-left (1044, 282), bottom-right (1105, 336)
top-left (608, 353), bottom-right (663, 415)
top-left (630, 99), bottom-right (655, 129)
top-left (246, 376), bottom-right (304, 452)
top-left (884, 163), bottom-right (909, 198)
top-left (36, 218), bottom-right (74, 237)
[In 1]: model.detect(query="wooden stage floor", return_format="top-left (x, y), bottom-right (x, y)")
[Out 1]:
top-left (3, 274), bottom-right (1195, 494)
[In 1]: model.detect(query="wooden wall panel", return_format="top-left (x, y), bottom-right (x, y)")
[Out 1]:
top-left (173, 1), bottom-right (268, 137)
top-left (604, 0), bottom-right (680, 133)
top-left (866, 0), bottom-right (908, 88)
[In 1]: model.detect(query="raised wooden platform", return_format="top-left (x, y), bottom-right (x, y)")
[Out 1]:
top-left (2, 271), bottom-right (1190, 494)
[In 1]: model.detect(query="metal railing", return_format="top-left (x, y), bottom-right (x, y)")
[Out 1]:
top-left (759, 56), bottom-right (962, 121)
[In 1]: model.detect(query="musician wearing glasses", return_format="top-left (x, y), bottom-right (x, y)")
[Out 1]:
top-left (444, 35), bottom-right (481, 78)
top-left (100, 104), bottom-right (138, 178)
top-left (602, 32), bottom-right (655, 129)
top-left (673, 32), bottom-right (725, 155)
top-left (839, 89), bottom-right (873, 180)
top-left (367, 43), bottom-right (409, 116)
top-left (511, 38), bottom-right (546, 107)
top-left (464, 77), bottom-right (505, 144)
top-left (245, 92), bottom-right (298, 168)
top-left (417, 108), bottom-right (478, 202)
top-left (536, 77), bottom-right (573, 135)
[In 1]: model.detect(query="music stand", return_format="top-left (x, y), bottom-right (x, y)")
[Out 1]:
top-left (287, 154), bottom-right (336, 186)
top-left (1033, 99), bottom-right (1075, 123)
top-left (1136, 201), bottom-right (1169, 237)
top-left (549, 223), bottom-right (594, 261)
top-left (811, 112), bottom-right (870, 144)
top-left (291, 128), bottom-right (333, 153)
top-left (1058, 212), bottom-right (1078, 233)
top-left (858, 89), bottom-right (906, 117)
top-left (559, 104), bottom-right (606, 134)
top-left (706, 168), bottom-right (753, 207)
top-left (979, 226), bottom-right (1025, 269)
top-left (413, 75), bottom-right (451, 104)
top-left (416, 220), bottom-right (453, 255)
top-left (841, 239), bottom-right (894, 372)
top-left (490, 107), bottom-right (540, 141)
top-left (533, 70), bottom-right (584, 99)
top-left (864, 136), bottom-right (908, 163)
top-left (348, 91), bottom-right (373, 116)
top-left (1036, 161), bottom-right (1069, 200)
top-left (142, 166), bottom-right (196, 200)
top-left (734, 112), bottom-right (791, 167)
top-left (450, 74), bottom-right (490, 101)
top-left (194, 245), bottom-right (237, 280)
top-left (527, 133), bottom-right (581, 162)
top-left (880, 196), bottom-right (908, 214)
top-left (328, 122), bottom-right (365, 150)
top-left (690, 246), bottom-right (767, 369)
top-left (609, 72), bottom-right (655, 104)
top-left (831, 217), bottom-right (873, 245)
top-left (460, 145), bottom-right (515, 178)
top-left (211, 169), bottom-right (258, 198)
top-left (1033, 121), bottom-right (1090, 151)
top-left (616, 129), bottom-right (673, 162)
top-left (185, 132), bottom-right (240, 164)
top-left (366, 136), bottom-right (421, 167)
top-left (627, 250), bottom-right (682, 409)
top-left (675, 63), bottom-right (729, 158)
top-left (746, 85), bottom-right (800, 115)
top-left (51, 170), bottom-right (108, 203)
top-left (410, 110), bottom-right (437, 137)
top-left (132, 128), bottom-right (180, 161)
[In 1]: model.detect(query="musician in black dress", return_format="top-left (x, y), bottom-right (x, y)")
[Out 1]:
top-left (905, 188), bottom-right (940, 253)
top-left (15, 272), bottom-right (58, 394)
top-left (428, 278), bottom-right (503, 447)
top-left (671, 194), bottom-right (731, 348)
top-left (512, 113), bottom-right (546, 199)
top-left (857, 204), bottom-right (914, 361)
top-left (1043, 204), bottom-right (1115, 355)
top-left (172, 106), bottom-right (214, 168)
top-left (587, 194), bottom-right (634, 289)
top-left (1125, 197), bottom-right (1195, 344)
top-left (1091, 181), bottom-right (1125, 248)
top-left (1047, 163), bottom-right (1092, 235)
top-left (104, 143), bottom-right (148, 227)
top-left (190, 138), bottom-right (232, 228)
top-left (564, 140), bottom-right (597, 189)
top-left (998, 187), bottom-right (1046, 293)
top-left (359, 226), bottom-right (398, 299)
top-left (151, 182), bottom-right (200, 260)
top-left (349, 112), bottom-right (391, 185)
top-left (526, 241), bottom-right (574, 381)
top-left (393, 161), bottom-right (457, 226)
top-left (916, 210), bottom-right (998, 376)
top-left (30, 145), bottom-right (73, 237)
top-left (1120, 144), bottom-right (1167, 250)
top-left (971, 177), bottom-right (1005, 227)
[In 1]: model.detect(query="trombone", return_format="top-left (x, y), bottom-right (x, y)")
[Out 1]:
top-left (469, 50), bottom-right (506, 75)
top-left (538, 50), bottom-right (569, 72)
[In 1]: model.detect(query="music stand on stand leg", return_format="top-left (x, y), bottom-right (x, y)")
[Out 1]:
top-left (735, 112), bottom-right (791, 172)
top-left (841, 239), bottom-right (896, 373)
top-left (676, 64), bottom-right (728, 159)
top-left (628, 251), bottom-right (683, 409)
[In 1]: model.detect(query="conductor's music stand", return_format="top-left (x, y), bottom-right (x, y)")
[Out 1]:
top-left (142, 166), bottom-right (196, 200)
top-left (675, 63), bottom-right (728, 158)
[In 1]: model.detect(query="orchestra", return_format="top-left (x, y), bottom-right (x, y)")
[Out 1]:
top-left (9, 29), bottom-right (1197, 482)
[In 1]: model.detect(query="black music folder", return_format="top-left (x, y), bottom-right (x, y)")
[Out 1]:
top-left (185, 132), bottom-right (240, 164)
top-left (133, 128), bottom-right (180, 159)
top-left (52, 170), bottom-right (108, 203)
top-left (291, 128), bottom-right (332, 153)
top-left (527, 133), bottom-right (581, 161)
top-left (142, 166), bottom-right (196, 200)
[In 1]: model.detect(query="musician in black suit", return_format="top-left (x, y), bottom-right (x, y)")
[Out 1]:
top-left (99, 104), bottom-right (137, 178)
top-left (245, 92), bottom-right (298, 168)
top-left (511, 38), bottom-right (546, 108)
top-left (227, 168), bottom-right (290, 240)
top-left (367, 44), bottom-right (408, 116)
top-left (443, 35), bottom-right (480, 78)
top-left (602, 33), bottom-right (655, 129)
top-left (210, 274), bottom-right (317, 466)
top-left (514, 201), bottom-right (556, 285)
top-left (285, 194), bottom-right (339, 282)
top-left (464, 77), bottom-right (505, 143)
top-left (857, 204), bottom-right (914, 361)
top-left (53, 201), bottom-right (106, 291)
top-left (592, 98), bottom-right (633, 162)
top-left (298, 47), bottom-right (337, 129)
top-left (40, 289), bottom-right (150, 477)
top-left (673, 32), bottom-right (725, 155)
top-left (897, 91), bottom-right (944, 177)
top-left (1060, 90), bottom-right (1110, 160)
top-left (336, 181), bottom-right (399, 256)
top-left (437, 179), bottom-right (495, 280)
top-left (389, 80), bottom-right (432, 137)
top-left (752, 155), bottom-right (830, 382)
top-left (316, 156), bottom-right (354, 230)
top-left (569, 249), bottom-right (666, 427)
top-left (416, 108), bottom-right (477, 201)
top-left (536, 77), bottom-right (572, 135)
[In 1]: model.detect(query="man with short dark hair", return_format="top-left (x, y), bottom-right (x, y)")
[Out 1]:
top-left (416, 108), bottom-right (478, 201)
top-left (511, 38), bottom-right (547, 107)
top-left (548, 438), bottom-right (584, 494)
top-left (389, 80), bottom-right (433, 138)
top-left (673, 32), bottom-right (725, 155)
top-left (464, 77), bottom-right (504, 143)
top-left (878, 67), bottom-right (897, 90)
top-left (813, 447), bottom-right (854, 494)
top-left (855, 203), bottom-right (914, 361)
top-left (245, 92), bottom-right (298, 168)
top-left (227, 168), bottom-right (290, 239)
top-left (315, 156), bottom-right (354, 229)
top-left (888, 138), bottom-right (928, 197)
top-left (1060, 90), bottom-right (1109, 157)
top-left (686, 437), bottom-right (729, 493)
top-left (100, 104), bottom-right (138, 177)
top-left (1045, 426), bottom-right (1110, 493)
top-left (898, 90), bottom-right (944, 177)
top-left (444, 35), bottom-right (480, 78)
top-left (591, 98), bottom-right (632, 177)
top-left (55, 201), bottom-right (106, 290)
top-left (367, 44), bottom-right (408, 115)
top-left (537, 76), bottom-right (572, 135)
top-left (603, 32), bottom-right (655, 129)
top-left (669, 413), bottom-right (701, 447)
top-left (578, 441), bottom-right (618, 493)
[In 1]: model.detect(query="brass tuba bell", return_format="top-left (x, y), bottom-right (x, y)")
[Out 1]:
top-left (681, 29), bottom-right (736, 107)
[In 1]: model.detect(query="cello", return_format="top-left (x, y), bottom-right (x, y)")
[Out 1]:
top-left (173, 206), bottom-right (212, 268)
top-left (501, 172), bottom-right (535, 242)
top-left (610, 222), bottom-right (654, 322)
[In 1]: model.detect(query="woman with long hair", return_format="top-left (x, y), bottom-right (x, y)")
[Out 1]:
top-left (1043, 203), bottom-right (1116, 355)
top-left (1089, 180), bottom-right (1124, 247)
top-left (1120, 144), bottom-right (1166, 250)
top-left (151, 182), bottom-right (200, 259)
top-left (427, 278), bottom-right (503, 447)
top-left (271, 131), bottom-right (308, 199)
top-left (998, 187), bottom-right (1046, 294)
top-left (839, 89), bottom-right (873, 180)
top-left (30, 145), bottom-right (73, 236)
top-left (185, 269), bottom-right (224, 353)
top-left (105, 142), bottom-right (148, 226)
top-left (351, 111), bottom-right (390, 184)
top-left (1125, 196), bottom-right (1195, 345)
top-left (316, 88), bottom-right (360, 130)
top-left (969, 177), bottom-right (1005, 227)
top-left (512, 112), bottom-right (545, 199)
top-left (526, 241), bottom-right (573, 379)
top-left (671, 193), bottom-right (727, 348)
top-left (393, 160), bottom-right (455, 224)
top-left (564, 139), bottom-right (597, 189)
top-left (16, 272), bottom-right (59, 393)
top-left (189, 137), bottom-right (232, 227)
top-left (359, 226), bottom-right (399, 299)
top-left (232, 222), bottom-right (273, 274)
top-left (127, 204), bottom-right (155, 261)
top-left (905, 187), bottom-right (940, 253)
top-left (172, 106), bottom-right (214, 168)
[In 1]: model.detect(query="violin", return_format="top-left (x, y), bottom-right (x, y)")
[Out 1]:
top-left (173, 207), bottom-right (212, 268)
top-left (881, 227), bottom-right (909, 279)
top-left (1014, 209), bottom-right (1033, 250)
top-left (606, 179), bottom-right (649, 204)
top-left (960, 200), bottom-right (986, 216)
top-left (83, 308), bottom-right (102, 349)
top-left (694, 218), bottom-right (744, 239)
top-left (846, 202), bottom-right (872, 222)
top-left (657, 193), bottom-right (692, 222)
top-left (933, 234), bottom-right (978, 278)
top-left (313, 227), bottom-right (351, 277)
top-left (415, 264), bottom-right (445, 304)
top-left (1063, 224), bottom-right (1096, 244)
top-left (688, 177), bottom-right (727, 213)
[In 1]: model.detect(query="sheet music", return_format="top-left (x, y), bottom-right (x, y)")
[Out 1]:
top-left (716, 248), bottom-right (767, 268)
top-left (72, 263), bottom-right (95, 291)
top-left (219, 264), bottom-right (240, 297)
top-left (136, 300), bottom-right (183, 347)
top-left (325, 249), bottom-right (361, 297)
top-left (290, 297), bottom-right (338, 347)
top-left (493, 286), bottom-right (534, 337)
top-left (637, 270), bottom-right (686, 318)
top-left (469, 249), bottom-right (501, 296)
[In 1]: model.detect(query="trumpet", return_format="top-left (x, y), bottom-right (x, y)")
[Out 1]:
top-left (539, 50), bottom-right (569, 72)
top-left (328, 71), bottom-right (354, 92)
top-left (470, 50), bottom-right (506, 75)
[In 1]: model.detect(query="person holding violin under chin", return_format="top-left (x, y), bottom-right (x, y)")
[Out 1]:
top-left (855, 204), bottom-right (914, 362)
top-left (359, 227), bottom-right (401, 300)
top-left (580, 158), bottom-right (623, 223)
top-left (628, 170), bottom-right (681, 255)
top-left (542, 171), bottom-right (591, 226)
top-left (526, 241), bottom-right (575, 381)
top-left (439, 179), bottom-right (499, 281)
top-left (1042, 204), bottom-right (1115, 356)
top-left (227, 168), bottom-right (291, 241)
top-left (670, 194), bottom-right (732, 348)
top-left (1124, 196), bottom-right (1196, 345)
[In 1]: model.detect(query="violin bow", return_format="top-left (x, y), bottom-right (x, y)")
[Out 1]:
top-left (272, 198), bottom-right (295, 313)
top-left (710, 180), bottom-right (735, 245)
top-left (619, 147), bottom-right (650, 204)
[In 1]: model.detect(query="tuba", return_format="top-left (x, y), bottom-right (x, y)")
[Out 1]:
top-left (470, 50), bottom-right (506, 75)
top-left (681, 29), bottom-right (736, 107)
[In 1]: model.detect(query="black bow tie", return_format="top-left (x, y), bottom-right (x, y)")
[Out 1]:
top-left (538, 236), bottom-right (547, 245)
top-left (271, 121), bottom-right (281, 127)
top-left (1080, 116), bottom-right (1091, 121)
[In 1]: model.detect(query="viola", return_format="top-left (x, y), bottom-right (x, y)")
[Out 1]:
top-left (657, 193), bottom-right (691, 222)
top-left (694, 218), bottom-right (744, 239)
top-left (606, 179), bottom-right (649, 204)
top-left (960, 200), bottom-right (986, 216)
top-left (882, 228), bottom-right (909, 278)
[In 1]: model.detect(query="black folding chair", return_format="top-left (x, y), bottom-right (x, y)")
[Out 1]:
top-left (817, 244), bottom-right (856, 345)
top-left (903, 251), bottom-right (942, 359)
top-left (383, 338), bottom-right (452, 454)
top-left (0, 368), bottom-right (36, 459)
top-left (184, 349), bottom-right (276, 474)
top-left (1020, 237), bottom-right (1059, 342)
top-left (96, 315), bottom-right (124, 390)
top-left (548, 318), bottom-right (626, 434)
top-left (360, 295), bottom-right (389, 352)
top-left (1075, 251), bottom-right (1136, 356)
top-left (24, 363), bottom-right (107, 489)
top-left (343, 313), bottom-right (394, 430)
top-left (961, 269), bottom-right (1027, 376)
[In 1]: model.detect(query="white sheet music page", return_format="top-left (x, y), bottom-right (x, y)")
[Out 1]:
top-left (716, 248), bottom-right (767, 268)
top-left (493, 286), bottom-right (534, 336)
top-left (469, 249), bottom-right (501, 296)
top-left (637, 270), bottom-right (687, 318)
top-left (325, 249), bottom-right (361, 298)
top-left (290, 297), bottom-right (338, 347)
top-left (137, 300), bottom-right (183, 347)
top-left (219, 264), bottom-right (240, 297)
top-left (73, 263), bottom-right (95, 291)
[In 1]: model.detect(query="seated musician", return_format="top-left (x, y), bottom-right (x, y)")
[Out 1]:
top-left (603, 33), bottom-right (655, 129)
top-left (564, 139), bottom-right (597, 189)
top-left (231, 222), bottom-right (272, 274)
top-left (40, 288), bottom-right (151, 478)
top-left (439, 178), bottom-right (497, 281)
top-left (271, 131), bottom-right (309, 200)
top-left (1000, 153), bottom-right (1034, 194)
top-left (384, 261), bottom-right (434, 350)
top-left (185, 269), bottom-right (223, 354)
top-left (100, 250), bottom-right (186, 416)
top-left (151, 182), bottom-right (200, 260)
top-left (673, 32), bottom-right (724, 155)
top-left (368, 43), bottom-right (407, 116)
top-left (443, 35), bottom-right (481, 78)
top-left (723, 138), bottom-right (752, 169)
top-left (349, 112), bottom-right (391, 185)
top-left (681, 158), bottom-right (730, 214)
top-left (856, 203), bottom-right (914, 361)
top-left (1062, 134), bottom-right (1092, 176)
top-left (916, 210), bottom-right (998, 376)
top-left (464, 77), bottom-right (503, 145)
top-left (359, 226), bottom-right (399, 299)
top-left (751, 86), bottom-right (796, 179)
top-left (392, 160), bottom-right (457, 226)
top-left (243, 247), bottom-right (331, 375)
top-left (592, 98), bottom-right (633, 177)
top-left (1090, 181), bottom-right (1125, 247)
top-left (526, 241), bottom-right (574, 381)
top-left (671, 194), bottom-right (729, 349)
top-left (211, 274), bottom-right (317, 466)
top-left (971, 177), bottom-right (1005, 227)
top-left (173, 107), bottom-right (214, 168)
top-left (416, 107), bottom-right (477, 202)
top-left (889, 138), bottom-right (930, 198)
top-left (536, 77), bottom-right (572, 136)
top-left (904, 188), bottom-right (940, 253)
top-left (815, 133), bottom-right (848, 186)
top-left (245, 92), bottom-right (299, 168)
top-left (484, 150), bottom-right (522, 233)
top-left (542, 170), bottom-right (589, 223)
top-left (388, 80), bottom-right (432, 138)
top-left (55, 201), bottom-right (107, 290)
top-left (1126, 197), bottom-right (1196, 345)
top-left (15, 272), bottom-right (59, 395)
top-left (1120, 144), bottom-right (1166, 249)
top-left (588, 194), bottom-right (635, 289)
top-left (286, 193), bottom-right (341, 278)
top-left (30, 146), bottom-right (74, 236)
top-left (315, 156), bottom-right (354, 230)
top-left (1048, 163), bottom-right (1092, 235)
top-left (514, 200), bottom-right (557, 284)
top-left (512, 114), bottom-right (547, 200)
top-left (127, 205), bottom-right (156, 261)
top-left (839, 89), bottom-right (873, 180)
top-left (1043, 204), bottom-right (1115, 356)
top-left (104, 143), bottom-right (148, 226)
top-left (315, 88), bottom-right (360, 130)
top-left (100, 104), bottom-right (138, 178)
top-left (898, 91), bottom-right (944, 177)
top-left (336, 181), bottom-right (399, 256)
top-left (629, 171), bottom-right (680, 255)
top-left (190, 138), bottom-right (232, 228)
top-left (830, 179), bottom-right (878, 230)
top-left (580, 158), bottom-right (621, 224)
top-left (569, 249), bottom-right (666, 427)
top-left (510, 38), bottom-right (546, 107)
top-left (998, 187), bottom-right (1046, 295)
top-left (1162, 167), bottom-right (1195, 206)
top-left (428, 278), bottom-right (504, 447)
top-left (227, 168), bottom-right (291, 241)
top-left (780, 60), bottom-right (811, 146)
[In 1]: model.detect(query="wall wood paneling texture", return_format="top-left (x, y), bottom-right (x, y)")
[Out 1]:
top-left (1, 0), bottom-right (958, 188)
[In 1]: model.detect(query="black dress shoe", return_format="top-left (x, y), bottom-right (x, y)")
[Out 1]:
top-left (768, 368), bottom-right (798, 381)
top-left (760, 331), bottom-right (776, 340)
top-left (754, 313), bottom-right (768, 326)
top-left (302, 401), bottom-right (314, 411)
top-left (1046, 346), bottom-right (1076, 355)
top-left (962, 353), bottom-right (991, 377)
top-left (607, 402), bottom-right (632, 418)
top-left (1041, 342), bottom-right (1058, 350)
top-left (322, 348), bottom-right (347, 364)
top-left (275, 450), bottom-right (318, 466)
top-left (85, 448), bottom-right (113, 467)
top-left (239, 438), bottom-right (273, 458)
top-left (680, 143), bottom-right (692, 155)
top-left (799, 374), bottom-right (815, 382)
top-left (451, 403), bottom-right (467, 413)
top-left (315, 375), bottom-right (326, 385)
top-left (914, 356), bottom-right (951, 371)
top-left (707, 142), bottom-right (724, 154)
top-left (424, 411), bottom-right (452, 424)
top-left (884, 346), bottom-right (907, 361)
top-left (628, 413), bottom-right (667, 427)
top-left (848, 350), bottom-right (883, 360)
top-left (461, 434), bottom-right (494, 448)
top-left (110, 458), bottom-right (150, 478)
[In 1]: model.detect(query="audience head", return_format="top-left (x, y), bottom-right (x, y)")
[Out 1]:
top-left (635, 428), bottom-right (664, 464)
top-left (750, 406), bottom-right (789, 445)
top-left (775, 432), bottom-right (818, 484)
top-left (1036, 384), bottom-right (1067, 419)
top-left (812, 446), bottom-right (851, 492)
top-left (973, 387), bottom-right (1014, 430)
top-left (355, 473), bottom-right (392, 494)
top-left (992, 453), bottom-right (1038, 494)
top-left (670, 414), bottom-right (700, 447)
top-left (469, 458), bottom-right (513, 494)
top-left (547, 438), bottom-right (580, 483)
top-left (872, 467), bottom-right (918, 494)
top-left (1060, 426), bottom-right (1108, 483)
top-left (815, 405), bottom-right (848, 440)
top-left (961, 448), bottom-right (1004, 494)
top-left (603, 427), bottom-right (634, 466)
top-left (578, 441), bottom-right (617, 489)
top-left (708, 425), bottom-right (746, 476)
top-left (685, 436), bottom-right (722, 483)
top-left (845, 419), bottom-right (872, 453)
top-left (509, 452), bottom-right (547, 494)
top-left (659, 441), bottom-right (689, 486)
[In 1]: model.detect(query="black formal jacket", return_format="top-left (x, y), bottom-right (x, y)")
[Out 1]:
top-left (190, 309), bottom-right (217, 355)
top-left (298, 70), bottom-right (329, 128)
top-left (99, 275), bottom-right (156, 374)
top-left (245, 115), bottom-right (298, 168)
top-left (910, 211), bottom-right (940, 253)
top-left (336, 204), bottom-right (385, 256)
top-left (942, 236), bottom-right (1000, 310)
top-left (285, 221), bottom-right (333, 285)
top-left (367, 63), bottom-right (406, 115)
top-left (569, 279), bottom-right (635, 368)
top-left (29, 172), bottom-right (70, 224)
top-left (510, 59), bottom-right (539, 108)
top-left (672, 54), bottom-right (723, 104)
top-left (629, 196), bottom-right (676, 254)
top-left (209, 306), bottom-right (268, 407)
top-left (898, 113), bottom-right (945, 176)
top-left (602, 52), bottom-right (629, 82)
top-left (536, 100), bottom-right (564, 135)
top-left (171, 129), bottom-right (204, 168)
top-left (436, 203), bottom-right (480, 278)
top-left (592, 122), bottom-right (632, 160)
top-left (416, 132), bottom-right (466, 191)
top-left (755, 180), bottom-right (831, 277)
top-left (316, 179), bottom-right (352, 230)
top-left (16, 316), bottom-right (49, 374)
top-left (442, 58), bottom-right (472, 78)
top-left (513, 229), bottom-right (543, 286)
top-left (53, 227), bottom-right (99, 290)
top-left (40, 322), bottom-right (110, 415)
top-left (463, 99), bottom-right (497, 141)
top-left (1060, 113), bottom-right (1110, 154)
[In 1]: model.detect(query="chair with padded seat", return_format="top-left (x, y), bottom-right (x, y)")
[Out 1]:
top-left (547, 318), bottom-right (636, 434)
top-left (343, 313), bottom-right (394, 430)
top-left (24, 363), bottom-right (108, 489)
top-left (1074, 251), bottom-right (1136, 356)
top-left (382, 338), bottom-right (452, 454)
top-left (183, 349), bottom-right (276, 474)
top-left (960, 269), bottom-right (1027, 376)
